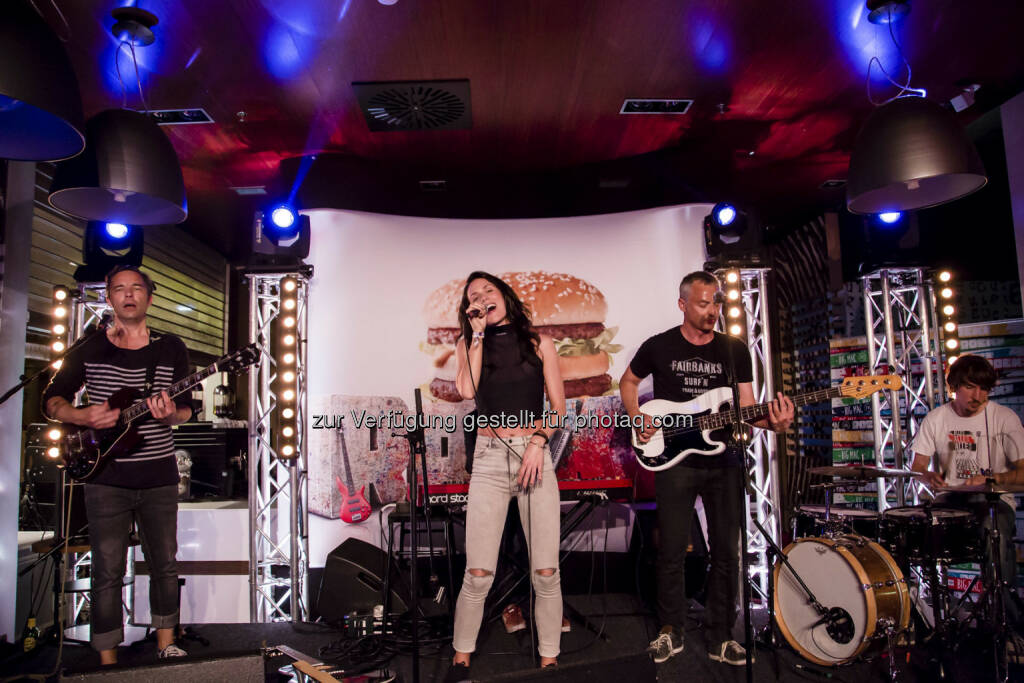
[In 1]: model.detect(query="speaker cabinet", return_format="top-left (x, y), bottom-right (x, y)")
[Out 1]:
top-left (316, 538), bottom-right (407, 622)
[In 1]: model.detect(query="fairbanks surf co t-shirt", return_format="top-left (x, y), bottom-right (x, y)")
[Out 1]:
top-left (912, 401), bottom-right (1024, 506)
top-left (629, 328), bottom-right (753, 468)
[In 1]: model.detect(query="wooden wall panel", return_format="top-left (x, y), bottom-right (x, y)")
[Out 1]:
top-left (29, 166), bottom-right (226, 364)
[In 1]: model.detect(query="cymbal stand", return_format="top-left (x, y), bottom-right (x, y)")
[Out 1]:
top-left (980, 490), bottom-right (1011, 683)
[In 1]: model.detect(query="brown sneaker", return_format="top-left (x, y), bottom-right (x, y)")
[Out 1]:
top-left (502, 604), bottom-right (526, 633)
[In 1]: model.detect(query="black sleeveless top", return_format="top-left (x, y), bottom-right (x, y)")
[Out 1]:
top-left (476, 324), bottom-right (545, 419)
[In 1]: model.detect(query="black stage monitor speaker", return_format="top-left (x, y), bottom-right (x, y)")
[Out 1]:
top-left (316, 538), bottom-right (407, 622)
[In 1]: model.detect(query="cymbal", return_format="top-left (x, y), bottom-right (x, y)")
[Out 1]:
top-left (935, 482), bottom-right (1024, 494)
top-left (808, 479), bottom-right (864, 489)
top-left (808, 465), bottom-right (923, 479)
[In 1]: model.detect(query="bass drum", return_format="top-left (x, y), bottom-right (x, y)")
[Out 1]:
top-left (774, 535), bottom-right (910, 666)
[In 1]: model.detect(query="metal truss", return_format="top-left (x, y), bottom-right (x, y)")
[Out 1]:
top-left (861, 268), bottom-right (945, 510)
top-left (246, 272), bottom-right (310, 623)
top-left (716, 268), bottom-right (781, 600)
top-left (739, 269), bottom-right (781, 600)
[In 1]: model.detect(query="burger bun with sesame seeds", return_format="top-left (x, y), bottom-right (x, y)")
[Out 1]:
top-left (422, 271), bottom-right (618, 401)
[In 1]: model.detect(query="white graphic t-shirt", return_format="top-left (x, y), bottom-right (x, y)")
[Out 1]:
top-left (912, 401), bottom-right (1024, 506)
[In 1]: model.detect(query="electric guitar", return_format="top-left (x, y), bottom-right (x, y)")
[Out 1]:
top-left (59, 344), bottom-right (259, 482)
top-left (631, 375), bottom-right (902, 471)
top-left (335, 420), bottom-right (371, 523)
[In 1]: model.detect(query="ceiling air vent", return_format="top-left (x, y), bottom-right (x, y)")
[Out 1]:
top-left (146, 108), bottom-right (214, 125)
top-left (620, 99), bottom-right (693, 115)
top-left (353, 80), bottom-right (471, 132)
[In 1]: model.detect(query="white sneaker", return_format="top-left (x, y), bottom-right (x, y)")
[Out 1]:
top-left (157, 643), bottom-right (187, 659)
top-left (708, 640), bottom-right (752, 666)
top-left (647, 629), bottom-right (684, 663)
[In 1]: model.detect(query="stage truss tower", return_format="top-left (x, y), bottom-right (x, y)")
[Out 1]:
top-left (860, 268), bottom-right (946, 510)
top-left (246, 271), bottom-right (310, 622)
top-left (718, 268), bottom-right (781, 600)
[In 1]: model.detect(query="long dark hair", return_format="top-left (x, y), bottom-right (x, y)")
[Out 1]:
top-left (458, 271), bottom-right (541, 364)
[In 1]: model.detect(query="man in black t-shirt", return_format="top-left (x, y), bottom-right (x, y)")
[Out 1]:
top-left (621, 270), bottom-right (793, 666)
top-left (43, 266), bottom-right (191, 664)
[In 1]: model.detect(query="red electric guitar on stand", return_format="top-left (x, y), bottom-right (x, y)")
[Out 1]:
top-left (335, 420), bottom-right (371, 523)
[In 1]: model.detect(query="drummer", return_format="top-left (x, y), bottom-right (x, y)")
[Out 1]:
top-left (909, 354), bottom-right (1024, 599)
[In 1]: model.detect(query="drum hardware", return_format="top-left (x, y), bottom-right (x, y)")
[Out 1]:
top-left (808, 465), bottom-right (925, 480)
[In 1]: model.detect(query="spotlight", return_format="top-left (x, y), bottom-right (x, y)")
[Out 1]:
top-left (48, 428), bottom-right (62, 441)
top-left (945, 338), bottom-right (958, 350)
top-left (940, 287), bottom-right (953, 299)
top-left (282, 426), bottom-right (294, 438)
top-left (729, 323), bottom-right (743, 336)
top-left (725, 270), bottom-right (740, 284)
top-left (727, 290), bottom-right (740, 301)
top-left (283, 334), bottom-right (295, 346)
top-left (714, 203), bottom-right (737, 227)
top-left (948, 355), bottom-right (959, 364)
top-left (283, 352), bottom-right (295, 364)
top-left (877, 211), bottom-right (902, 224)
top-left (281, 444), bottom-right (295, 457)
top-left (54, 306), bottom-right (67, 318)
top-left (942, 304), bottom-right (954, 316)
top-left (283, 316), bottom-right (295, 328)
top-left (703, 203), bottom-right (762, 263)
top-left (944, 321), bottom-right (957, 333)
top-left (282, 389), bottom-right (295, 401)
top-left (105, 222), bottom-right (129, 239)
top-left (728, 306), bottom-right (742, 318)
top-left (283, 299), bottom-right (296, 310)
top-left (269, 204), bottom-right (297, 231)
top-left (282, 407), bottom-right (294, 419)
top-left (53, 287), bottom-right (68, 302)
top-left (282, 279), bottom-right (297, 293)
top-left (51, 359), bottom-right (63, 369)
top-left (53, 324), bottom-right (66, 335)
top-left (52, 341), bottom-right (65, 353)
top-left (46, 447), bottom-right (61, 459)
top-left (938, 270), bottom-right (952, 283)
top-left (282, 370), bottom-right (295, 382)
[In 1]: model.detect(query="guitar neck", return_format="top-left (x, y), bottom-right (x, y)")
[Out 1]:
top-left (118, 362), bottom-right (220, 425)
top-left (698, 386), bottom-right (842, 431)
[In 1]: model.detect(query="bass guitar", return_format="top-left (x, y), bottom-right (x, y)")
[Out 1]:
top-left (59, 344), bottom-right (259, 482)
top-left (335, 418), bottom-right (371, 523)
top-left (631, 375), bottom-right (902, 471)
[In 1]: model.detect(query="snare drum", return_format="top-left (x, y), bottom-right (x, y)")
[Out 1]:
top-left (793, 504), bottom-right (879, 539)
top-left (879, 506), bottom-right (981, 565)
top-left (774, 535), bottom-right (910, 666)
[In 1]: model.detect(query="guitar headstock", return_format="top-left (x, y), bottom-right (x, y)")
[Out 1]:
top-left (839, 374), bottom-right (903, 399)
top-left (219, 343), bottom-right (260, 374)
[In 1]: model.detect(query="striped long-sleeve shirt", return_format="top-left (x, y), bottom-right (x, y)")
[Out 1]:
top-left (43, 331), bottom-right (190, 488)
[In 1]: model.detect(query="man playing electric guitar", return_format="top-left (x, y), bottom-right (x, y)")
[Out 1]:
top-left (43, 265), bottom-right (191, 665)
top-left (620, 270), bottom-right (794, 666)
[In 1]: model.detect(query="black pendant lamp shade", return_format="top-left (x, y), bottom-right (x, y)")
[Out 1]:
top-left (0, 1), bottom-right (85, 161)
top-left (48, 109), bottom-right (187, 225)
top-left (846, 96), bottom-right (986, 214)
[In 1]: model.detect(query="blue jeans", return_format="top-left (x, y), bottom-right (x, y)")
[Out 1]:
top-left (84, 484), bottom-right (180, 651)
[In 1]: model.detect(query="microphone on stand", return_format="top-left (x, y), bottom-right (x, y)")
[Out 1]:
top-left (84, 310), bottom-right (114, 335)
top-left (468, 303), bottom-right (496, 319)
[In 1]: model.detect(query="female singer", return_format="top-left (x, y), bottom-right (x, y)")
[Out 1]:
top-left (446, 271), bottom-right (566, 679)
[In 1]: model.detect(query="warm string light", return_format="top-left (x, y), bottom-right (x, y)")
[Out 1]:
top-left (277, 275), bottom-right (300, 460)
top-left (722, 270), bottom-right (746, 339)
top-left (51, 287), bottom-right (71, 377)
top-left (936, 270), bottom-right (959, 365)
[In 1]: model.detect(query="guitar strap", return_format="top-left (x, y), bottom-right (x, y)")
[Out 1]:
top-left (143, 331), bottom-right (164, 396)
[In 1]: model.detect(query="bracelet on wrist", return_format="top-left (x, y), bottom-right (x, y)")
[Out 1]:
top-left (472, 331), bottom-right (485, 339)
top-left (531, 430), bottom-right (549, 445)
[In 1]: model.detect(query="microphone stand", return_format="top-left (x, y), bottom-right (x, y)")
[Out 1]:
top-left (727, 344), bottom-right (835, 683)
top-left (725, 343), bottom-right (754, 683)
top-left (0, 316), bottom-right (109, 406)
top-left (395, 387), bottom-right (428, 683)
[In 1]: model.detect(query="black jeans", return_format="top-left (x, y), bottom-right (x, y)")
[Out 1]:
top-left (655, 464), bottom-right (743, 648)
top-left (84, 483), bottom-right (179, 651)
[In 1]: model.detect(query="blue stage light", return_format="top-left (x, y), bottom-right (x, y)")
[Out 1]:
top-left (105, 222), bottom-right (129, 239)
top-left (270, 204), bottom-right (297, 230)
top-left (713, 203), bottom-right (737, 227)
top-left (878, 211), bottom-right (902, 224)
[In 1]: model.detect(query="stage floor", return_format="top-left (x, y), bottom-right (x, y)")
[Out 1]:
top-left (3, 594), bottom-right (1021, 681)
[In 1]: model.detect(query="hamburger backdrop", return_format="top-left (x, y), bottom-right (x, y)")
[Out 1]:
top-left (421, 271), bottom-right (622, 402)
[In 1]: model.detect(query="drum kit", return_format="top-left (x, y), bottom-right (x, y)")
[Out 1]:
top-left (769, 465), bottom-right (1023, 681)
